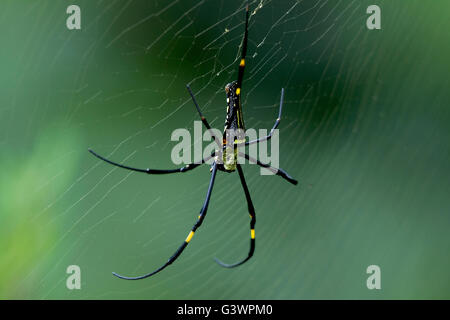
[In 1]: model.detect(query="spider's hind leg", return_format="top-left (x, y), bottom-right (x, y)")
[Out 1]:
top-left (186, 85), bottom-right (221, 149)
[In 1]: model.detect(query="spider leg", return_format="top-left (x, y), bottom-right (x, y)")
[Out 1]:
top-left (215, 163), bottom-right (255, 268)
top-left (219, 4), bottom-right (249, 147)
top-left (112, 162), bottom-right (218, 280)
top-left (88, 148), bottom-right (211, 174)
top-left (186, 85), bottom-right (222, 148)
top-left (246, 88), bottom-right (284, 146)
top-left (239, 152), bottom-right (298, 185)
top-left (236, 4), bottom-right (249, 91)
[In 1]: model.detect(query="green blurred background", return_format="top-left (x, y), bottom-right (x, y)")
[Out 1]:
top-left (1, 0), bottom-right (449, 299)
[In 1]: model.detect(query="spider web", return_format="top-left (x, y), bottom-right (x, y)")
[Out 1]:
top-left (3, 0), bottom-right (450, 299)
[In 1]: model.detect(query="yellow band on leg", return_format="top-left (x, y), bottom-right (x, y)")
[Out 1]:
top-left (251, 229), bottom-right (255, 239)
top-left (186, 231), bottom-right (195, 243)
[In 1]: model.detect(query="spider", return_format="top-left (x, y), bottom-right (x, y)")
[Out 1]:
top-left (88, 4), bottom-right (297, 280)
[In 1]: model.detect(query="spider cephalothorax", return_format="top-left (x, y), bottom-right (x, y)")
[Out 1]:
top-left (88, 3), bottom-right (297, 280)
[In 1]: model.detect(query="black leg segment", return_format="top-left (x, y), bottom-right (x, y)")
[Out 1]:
top-left (113, 163), bottom-right (219, 280)
top-left (215, 164), bottom-right (256, 268)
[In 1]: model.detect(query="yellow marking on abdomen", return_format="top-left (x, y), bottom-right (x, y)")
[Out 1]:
top-left (186, 231), bottom-right (195, 243)
top-left (251, 229), bottom-right (255, 239)
top-left (236, 88), bottom-right (241, 95)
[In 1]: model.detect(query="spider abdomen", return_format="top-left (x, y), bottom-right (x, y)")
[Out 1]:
top-left (222, 81), bottom-right (245, 172)
top-left (224, 81), bottom-right (245, 132)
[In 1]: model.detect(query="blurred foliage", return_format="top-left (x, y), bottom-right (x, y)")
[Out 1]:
top-left (0, 128), bottom-right (81, 298)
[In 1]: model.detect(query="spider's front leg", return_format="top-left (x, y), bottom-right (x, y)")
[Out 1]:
top-left (88, 148), bottom-right (211, 175)
top-left (215, 163), bottom-right (256, 268)
top-left (112, 162), bottom-right (219, 280)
